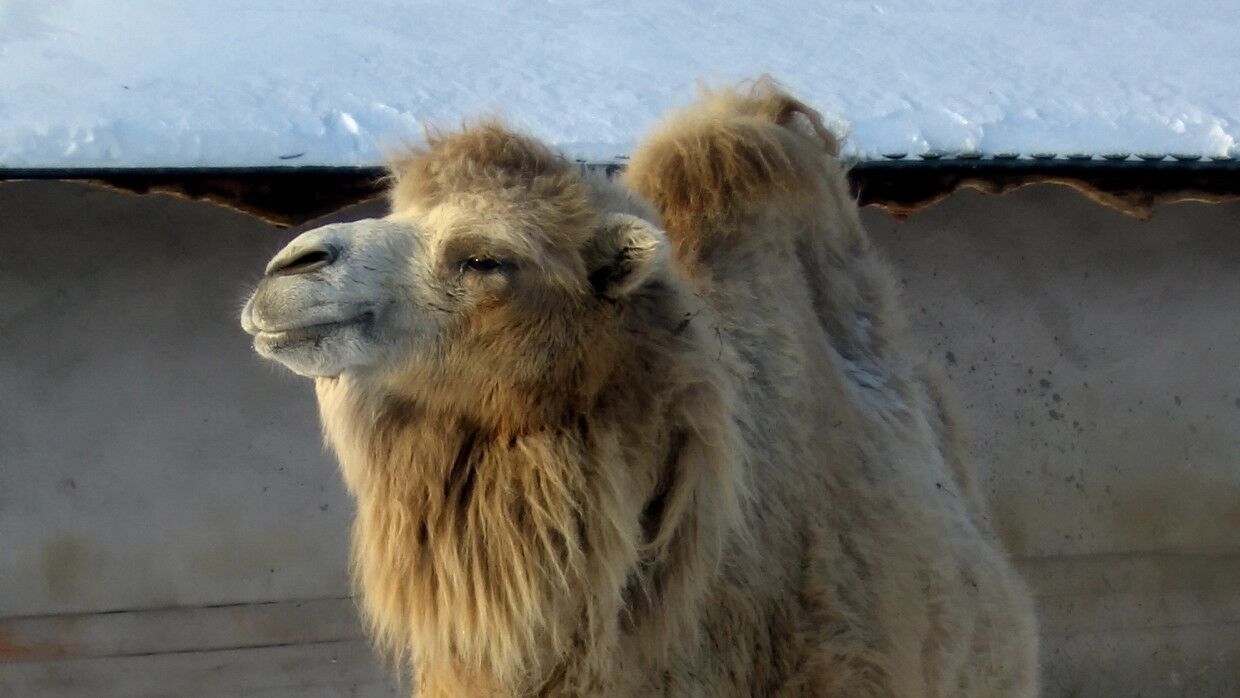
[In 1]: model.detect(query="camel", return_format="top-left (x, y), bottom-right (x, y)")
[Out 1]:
top-left (241, 80), bottom-right (1038, 696)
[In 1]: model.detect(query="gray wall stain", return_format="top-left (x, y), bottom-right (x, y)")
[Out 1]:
top-left (40, 535), bottom-right (87, 604)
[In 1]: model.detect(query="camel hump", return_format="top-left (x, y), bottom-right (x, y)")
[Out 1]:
top-left (743, 76), bottom-right (840, 157)
top-left (623, 77), bottom-right (843, 257)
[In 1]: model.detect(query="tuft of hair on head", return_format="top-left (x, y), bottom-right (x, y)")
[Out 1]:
top-left (386, 119), bottom-right (578, 215)
top-left (623, 76), bottom-right (844, 256)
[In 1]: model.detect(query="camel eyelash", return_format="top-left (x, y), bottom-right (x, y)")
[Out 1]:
top-left (459, 256), bottom-right (512, 274)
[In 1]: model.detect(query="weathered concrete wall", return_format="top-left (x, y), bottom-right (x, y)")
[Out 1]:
top-left (0, 180), bottom-right (1236, 696)
top-left (866, 186), bottom-right (1240, 697)
top-left (870, 186), bottom-right (1240, 561)
top-left (0, 182), bottom-right (353, 617)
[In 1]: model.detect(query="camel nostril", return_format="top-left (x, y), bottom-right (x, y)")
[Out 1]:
top-left (268, 244), bottom-right (339, 277)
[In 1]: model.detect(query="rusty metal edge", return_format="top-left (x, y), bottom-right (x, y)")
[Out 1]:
top-left (3, 159), bottom-right (1239, 227)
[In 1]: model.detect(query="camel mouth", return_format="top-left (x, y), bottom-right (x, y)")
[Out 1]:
top-left (252, 312), bottom-right (374, 352)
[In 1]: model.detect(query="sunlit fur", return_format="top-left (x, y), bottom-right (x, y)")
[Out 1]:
top-left (315, 121), bottom-right (746, 694)
top-left (250, 79), bottom-right (1037, 696)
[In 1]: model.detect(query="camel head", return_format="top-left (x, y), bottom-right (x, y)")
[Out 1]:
top-left (241, 124), bottom-right (669, 421)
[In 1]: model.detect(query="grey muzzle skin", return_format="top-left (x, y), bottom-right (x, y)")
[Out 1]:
top-left (266, 242), bottom-right (340, 278)
top-left (241, 218), bottom-right (428, 378)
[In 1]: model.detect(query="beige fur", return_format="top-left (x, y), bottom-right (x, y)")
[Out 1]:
top-left (242, 79), bottom-right (1037, 696)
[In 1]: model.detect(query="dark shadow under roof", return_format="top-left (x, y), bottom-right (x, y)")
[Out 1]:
top-left (4, 158), bottom-right (1239, 227)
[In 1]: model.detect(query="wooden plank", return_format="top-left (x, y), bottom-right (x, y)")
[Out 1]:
top-left (1, 552), bottom-right (1237, 696)
top-left (0, 639), bottom-right (399, 698)
top-left (9, 553), bottom-right (1235, 661)
top-left (0, 598), bottom-right (361, 662)
top-left (4, 626), bottom-right (1235, 698)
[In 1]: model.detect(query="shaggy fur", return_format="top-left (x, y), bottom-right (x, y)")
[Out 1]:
top-left (243, 79), bottom-right (1038, 696)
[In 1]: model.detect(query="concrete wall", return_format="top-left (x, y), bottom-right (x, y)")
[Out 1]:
top-left (866, 187), bottom-right (1240, 697)
top-left (1, 180), bottom-right (1236, 696)
top-left (0, 182), bottom-right (390, 697)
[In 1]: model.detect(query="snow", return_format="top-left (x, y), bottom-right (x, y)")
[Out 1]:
top-left (2, 0), bottom-right (1238, 168)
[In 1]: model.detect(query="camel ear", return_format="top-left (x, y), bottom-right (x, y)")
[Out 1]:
top-left (585, 214), bottom-right (668, 299)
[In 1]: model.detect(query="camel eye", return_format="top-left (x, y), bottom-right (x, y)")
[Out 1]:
top-left (461, 256), bottom-right (508, 274)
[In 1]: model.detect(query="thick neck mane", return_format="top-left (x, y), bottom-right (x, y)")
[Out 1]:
top-left (314, 295), bottom-right (745, 691)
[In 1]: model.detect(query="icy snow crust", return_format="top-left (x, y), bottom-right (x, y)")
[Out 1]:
top-left (2, 0), bottom-right (1237, 168)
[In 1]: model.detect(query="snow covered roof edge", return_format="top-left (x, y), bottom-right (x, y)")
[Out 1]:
top-left (3, 1), bottom-right (1237, 169)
